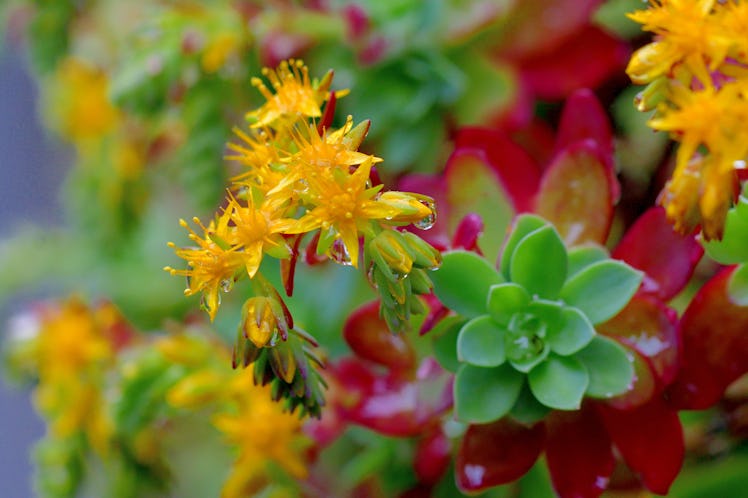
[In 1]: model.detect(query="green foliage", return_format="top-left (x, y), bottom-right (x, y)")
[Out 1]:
top-left (432, 214), bottom-right (639, 423)
top-left (28, 0), bottom-right (75, 73)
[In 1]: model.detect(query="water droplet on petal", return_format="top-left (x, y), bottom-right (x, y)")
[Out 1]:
top-left (330, 239), bottom-right (353, 266)
top-left (414, 200), bottom-right (436, 230)
top-left (220, 278), bottom-right (234, 293)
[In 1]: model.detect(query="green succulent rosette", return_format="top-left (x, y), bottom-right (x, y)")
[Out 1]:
top-left (431, 214), bottom-right (641, 424)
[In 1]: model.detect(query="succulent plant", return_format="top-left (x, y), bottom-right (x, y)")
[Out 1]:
top-left (431, 214), bottom-right (642, 423)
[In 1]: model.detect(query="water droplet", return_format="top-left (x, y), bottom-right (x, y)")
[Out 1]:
top-left (329, 239), bottom-right (353, 266)
top-left (220, 278), bottom-right (234, 293)
top-left (414, 200), bottom-right (436, 230)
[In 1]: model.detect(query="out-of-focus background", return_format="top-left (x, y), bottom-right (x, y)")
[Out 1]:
top-left (0, 44), bottom-right (67, 498)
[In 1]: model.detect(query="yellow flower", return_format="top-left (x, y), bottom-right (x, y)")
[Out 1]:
top-left (246, 59), bottom-right (345, 128)
top-left (213, 369), bottom-right (309, 498)
top-left (239, 297), bottom-right (282, 348)
top-left (48, 57), bottom-right (119, 145)
top-left (226, 127), bottom-right (286, 194)
top-left (267, 119), bottom-right (381, 200)
top-left (28, 299), bottom-right (117, 455)
top-left (201, 32), bottom-right (241, 73)
top-left (224, 192), bottom-right (296, 277)
top-left (286, 159), bottom-right (397, 267)
top-left (626, 0), bottom-right (725, 84)
top-left (165, 215), bottom-right (244, 321)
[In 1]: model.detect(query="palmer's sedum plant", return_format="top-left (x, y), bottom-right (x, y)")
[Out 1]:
top-left (431, 214), bottom-right (641, 424)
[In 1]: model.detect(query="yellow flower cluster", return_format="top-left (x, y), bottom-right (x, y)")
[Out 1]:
top-left (9, 299), bottom-right (122, 455)
top-left (627, 0), bottom-right (748, 239)
top-left (166, 59), bottom-right (435, 321)
top-left (157, 333), bottom-right (309, 498)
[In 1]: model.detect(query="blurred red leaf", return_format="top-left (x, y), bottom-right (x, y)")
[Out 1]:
top-left (456, 419), bottom-right (545, 493)
top-left (596, 397), bottom-right (684, 495)
top-left (613, 207), bottom-right (703, 302)
top-left (534, 140), bottom-right (614, 245)
top-left (343, 300), bottom-right (416, 374)
top-left (667, 266), bottom-right (748, 409)
top-left (598, 295), bottom-right (680, 387)
top-left (546, 407), bottom-right (615, 498)
top-left (414, 425), bottom-right (452, 485)
top-left (519, 26), bottom-right (629, 101)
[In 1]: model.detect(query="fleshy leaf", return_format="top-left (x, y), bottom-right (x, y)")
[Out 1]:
top-left (567, 244), bottom-right (608, 280)
top-left (612, 207), bottom-right (703, 301)
top-left (510, 225), bottom-right (568, 299)
top-left (546, 306), bottom-right (595, 356)
top-left (597, 397), bottom-right (684, 495)
top-left (499, 214), bottom-right (548, 279)
top-left (667, 267), bottom-right (748, 409)
top-left (597, 295), bottom-right (679, 386)
top-left (456, 418), bottom-right (545, 493)
top-left (545, 408), bottom-right (615, 498)
top-left (560, 260), bottom-right (643, 324)
top-left (414, 426), bottom-right (452, 486)
top-left (431, 250), bottom-right (504, 318)
top-left (553, 88), bottom-right (615, 169)
top-left (444, 153), bottom-right (516, 261)
top-left (487, 282), bottom-right (531, 325)
top-left (520, 25), bottom-right (630, 102)
top-left (510, 382), bottom-right (551, 425)
top-left (702, 196), bottom-right (748, 264)
top-left (431, 316), bottom-right (466, 373)
top-left (575, 335), bottom-right (634, 398)
top-left (728, 263), bottom-right (748, 305)
top-left (457, 315), bottom-right (507, 367)
top-left (535, 141), bottom-right (614, 246)
top-left (508, 342), bottom-right (550, 374)
top-left (454, 363), bottom-right (523, 423)
top-left (605, 348), bottom-right (657, 410)
top-left (343, 300), bottom-right (416, 373)
top-left (528, 354), bottom-right (589, 410)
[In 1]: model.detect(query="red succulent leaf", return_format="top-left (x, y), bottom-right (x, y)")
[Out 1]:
top-left (304, 231), bottom-right (328, 265)
top-left (596, 397), bottom-right (684, 495)
top-left (331, 358), bottom-right (451, 437)
top-left (418, 294), bottom-right (449, 336)
top-left (598, 295), bottom-right (680, 387)
top-left (398, 485), bottom-right (433, 498)
top-left (451, 213), bottom-right (484, 253)
top-left (553, 89), bottom-right (615, 185)
top-left (455, 419), bottom-right (545, 493)
top-left (343, 300), bottom-right (416, 374)
top-left (545, 406), bottom-right (615, 498)
top-left (666, 266), bottom-right (748, 409)
top-left (494, 0), bottom-right (605, 60)
top-left (259, 30), bottom-right (311, 67)
top-left (505, 117), bottom-right (557, 168)
top-left (612, 207), bottom-right (703, 302)
top-left (414, 425), bottom-right (452, 485)
top-left (519, 25), bottom-right (630, 101)
top-left (450, 128), bottom-right (541, 212)
top-left (605, 346), bottom-right (658, 410)
top-left (534, 140), bottom-right (614, 245)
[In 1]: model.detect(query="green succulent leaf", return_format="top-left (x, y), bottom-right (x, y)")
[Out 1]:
top-left (510, 225), bottom-right (568, 299)
top-left (458, 315), bottom-right (507, 367)
top-left (431, 316), bottom-right (467, 373)
top-left (487, 283), bottom-right (531, 325)
top-left (431, 250), bottom-right (504, 318)
top-left (728, 263), bottom-right (748, 306)
top-left (560, 260), bottom-right (643, 324)
top-left (510, 382), bottom-right (551, 425)
top-left (500, 214), bottom-right (549, 279)
top-left (567, 244), bottom-right (609, 280)
top-left (528, 354), bottom-right (589, 410)
top-left (702, 196), bottom-right (748, 264)
top-left (508, 342), bottom-right (550, 373)
top-left (454, 363), bottom-right (523, 423)
top-left (575, 335), bottom-right (635, 398)
top-left (546, 306), bottom-right (596, 356)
